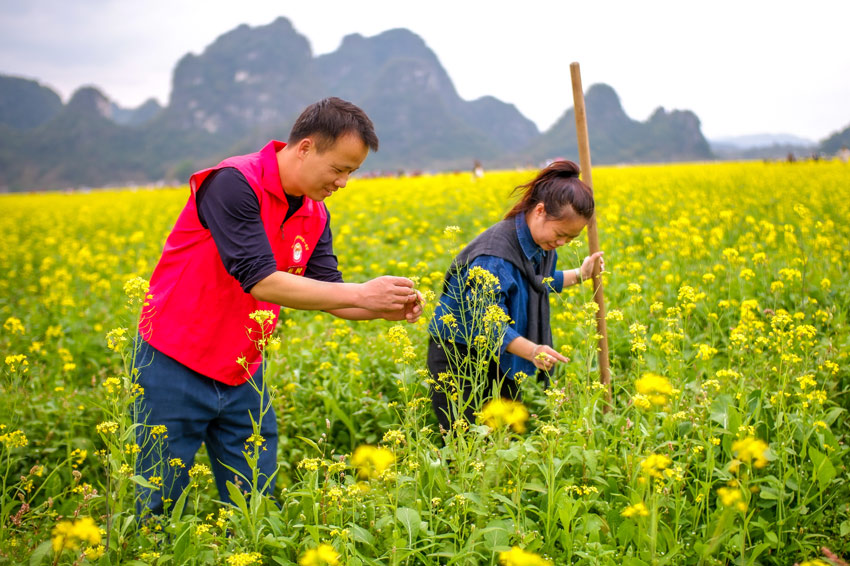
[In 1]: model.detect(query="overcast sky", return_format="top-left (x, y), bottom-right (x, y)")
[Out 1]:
top-left (2, 0), bottom-right (849, 142)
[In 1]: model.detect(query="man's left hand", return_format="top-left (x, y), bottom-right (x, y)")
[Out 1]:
top-left (383, 290), bottom-right (424, 323)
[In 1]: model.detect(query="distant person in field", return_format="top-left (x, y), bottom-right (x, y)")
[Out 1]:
top-left (472, 159), bottom-right (485, 179)
top-left (838, 145), bottom-right (850, 163)
top-left (135, 97), bottom-right (422, 516)
top-left (428, 160), bottom-right (604, 432)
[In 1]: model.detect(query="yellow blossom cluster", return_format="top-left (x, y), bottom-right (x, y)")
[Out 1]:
top-left (298, 543), bottom-right (340, 566)
top-left (226, 551), bottom-right (264, 566)
top-left (731, 437), bottom-right (769, 469)
top-left (640, 453), bottom-right (673, 479)
top-left (387, 325), bottom-right (416, 364)
top-left (499, 546), bottom-right (552, 566)
top-left (479, 398), bottom-right (530, 433)
top-left (716, 486), bottom-right (748, 512)
top-left (51, 516), bottom-right (101, 553)
top-left (351, 445), bottom-right (395, 480)
top-left (633, 373), bottom-right (673, 408)
top-left (621, 502), bottom-right (650, 518)
top-left (0, 426), bottom-right (28, 448)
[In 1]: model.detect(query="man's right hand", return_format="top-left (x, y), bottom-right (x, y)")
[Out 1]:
top-left (358, 276), bottom-right (418, 312)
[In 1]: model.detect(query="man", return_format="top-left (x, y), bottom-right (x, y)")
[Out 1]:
top-left (135, 97), bottom-right (421, 515)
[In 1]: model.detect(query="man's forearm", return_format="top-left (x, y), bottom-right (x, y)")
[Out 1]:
top-left (325, 307), bottom-right (381, 320)
top-left (250, 271), bottom-right (417, 314)
top-left (250, 271), bottom-right (362, 310)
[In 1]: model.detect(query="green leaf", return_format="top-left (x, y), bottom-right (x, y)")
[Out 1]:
top-left (296, 435), bottom-right (322, 454)
top-left (319, 393), bottom-right (357, 446)
top-left (479, 519), bottom-right (512, 550)
top-left (496, 445), bottom-right (519, 461)
top-left (170, 482), bottom-right (190, 521)
top-left (523, 481), bottom-right (547, 493)
top-left (172, 524), bottom-right (192, 562)
top-left (808, 446), bottom-right (836, 490)
top-left (129, 474), bottom-right (156, 489)
top-left (746, 542), bottom-right (772, 565)
top-left (226, 481), bottom-right (251, 518)
top-left (349, 524), bottom-right (376, 546)
top-left (396, 507), bottom-right (421, 543)
top-left (29, 540), bottom-right (52, 566)
top-left (491, 492), bottom-right (516, 510)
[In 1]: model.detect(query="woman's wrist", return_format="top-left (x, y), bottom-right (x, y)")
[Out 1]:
top-left (530, 343), bottom-right (544, 360)
top-left (574, 267), bottom-right (583, 284)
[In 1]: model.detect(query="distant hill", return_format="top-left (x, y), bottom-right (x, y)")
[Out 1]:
top-left (712, 133), bottom-right (816, 149)
top-left (819, 124), bottom-right (850, 155)
top-left (110, 98), bottom-right (162, 126)
top-left (708, 133), bottom-right (819, 161)
top-left (0, 75), bottom-right (62, 130)
top-left (522, 84), bottom-right (712, 165)
top-left (2, 17), bottom-right (723, 191)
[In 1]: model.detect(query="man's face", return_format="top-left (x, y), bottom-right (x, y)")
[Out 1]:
top-left (294, 133), bottom-right (369, 201)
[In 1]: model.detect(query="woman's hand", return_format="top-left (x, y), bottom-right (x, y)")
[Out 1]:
top-left (580, 251), bottom-right (605, 282)
top-left (531, 344), bottom-right (569, 371)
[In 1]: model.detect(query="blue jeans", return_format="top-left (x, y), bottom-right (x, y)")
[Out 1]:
top-left (134, 340), bottom-right (278, 515)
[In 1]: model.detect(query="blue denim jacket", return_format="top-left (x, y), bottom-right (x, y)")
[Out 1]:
top-left (429, 214), bottom-right (565, 379)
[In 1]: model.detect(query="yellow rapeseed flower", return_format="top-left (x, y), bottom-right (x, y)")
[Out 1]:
top-left (467, 266), bottom-right (501, 290)
top-left (188, 463), bottom-right (212, 478)
top-left (634, 373), bottom-right (673, 406)
top-left (84, 544), bottom-right (105, 560)
top-left (716, 486), bottom-right (747, 512)
top-left (51, 517), bottom-right (101, 553)
top-left (298, 543), bottom-right (340, 566)
top-left (3, 316), bottom-right (25, 335)
top-left (499, 546), bottom-right (552, 566)
top-left (640, 454), bottom-right (673, 479)
top-left (123, 276), bottom-right (151, 305)
top-left (227, 551), bottom-right (264, 566)
top-left (0, 428), bottom-right (28, 448)
top-left (631, 393), bottom-right (652, 410)
top-left (105, 327), bottom-right (128, 350)
top-left (351, 445), bottom-right (395, 480)
top-left (621, 502), bottom-right (650, 518)
top-left (732, 437), bottom-right (769, 468)
top-left (150, 424), bottom-right (168, 439)
top-left (483, 304), bottom-right (511, 328)
top-left (95, 421), bottom-right (119, 435)
top-left (479, 398), bottom-right (529, 433)
top-left (4, 354), bottom-right (28, 373)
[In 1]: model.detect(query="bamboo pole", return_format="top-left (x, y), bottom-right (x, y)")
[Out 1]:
top-left (569, 62), bottom-right (612, 406)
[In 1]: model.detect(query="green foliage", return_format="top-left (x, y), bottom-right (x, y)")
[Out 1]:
top-left (0, 162), bottom-right (849, 564)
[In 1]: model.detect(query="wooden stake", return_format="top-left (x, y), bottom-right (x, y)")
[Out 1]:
top-left (570, 62), bottom-right (612, 407)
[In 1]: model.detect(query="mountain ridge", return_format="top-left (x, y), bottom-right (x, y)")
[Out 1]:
top-left (6, 17), bottom-right (836, 191)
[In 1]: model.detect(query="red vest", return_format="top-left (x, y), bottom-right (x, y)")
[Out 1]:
top-left (141, 140), bottom-right (327, 385)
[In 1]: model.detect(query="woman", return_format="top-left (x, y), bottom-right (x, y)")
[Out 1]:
top-left (428, 160), bottom-right (603, 432)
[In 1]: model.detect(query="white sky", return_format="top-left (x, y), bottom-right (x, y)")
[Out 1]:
top-left (2, 0), bottom-right (849, 141)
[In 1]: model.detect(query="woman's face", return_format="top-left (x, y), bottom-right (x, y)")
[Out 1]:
top-left (526, 202), bottom-right (588, 251)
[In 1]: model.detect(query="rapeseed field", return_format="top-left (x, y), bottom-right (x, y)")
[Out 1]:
top-left (0, 160), bottom-right (848, 565)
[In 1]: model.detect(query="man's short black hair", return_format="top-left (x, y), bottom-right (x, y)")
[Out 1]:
top-left (288, 97), bottom-right (379, 153)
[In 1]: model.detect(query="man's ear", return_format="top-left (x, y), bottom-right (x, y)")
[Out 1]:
top-left (295, 137), bottom-right (314, 159)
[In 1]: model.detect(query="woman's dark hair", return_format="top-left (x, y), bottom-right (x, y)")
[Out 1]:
top-left (288, 97), bottom-right (379, 153)
top-left (505, 160), bottom-right (594, 220)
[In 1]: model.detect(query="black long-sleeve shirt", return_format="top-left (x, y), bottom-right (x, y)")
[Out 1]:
top-left (196, 167), bottom-right (343, 292)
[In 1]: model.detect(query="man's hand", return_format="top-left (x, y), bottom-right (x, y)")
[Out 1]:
top-left (358, 276), bottom-right (418, 312)
top-left (382, 290), bottom-right (424, 323)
